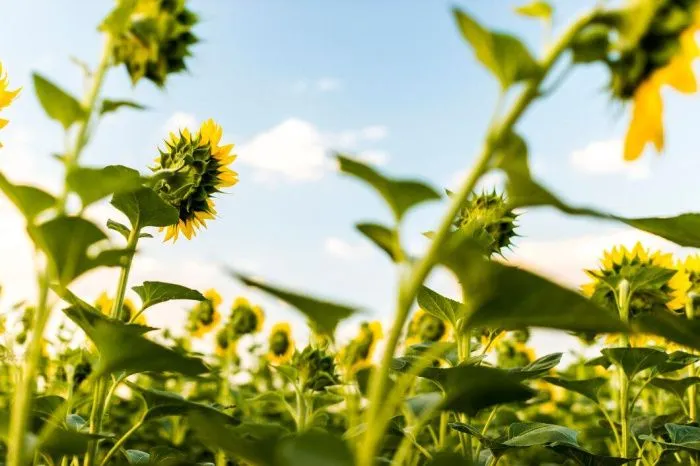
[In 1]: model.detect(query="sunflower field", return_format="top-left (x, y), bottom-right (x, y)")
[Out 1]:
top-left (7, 0), bottom-right (700, 465)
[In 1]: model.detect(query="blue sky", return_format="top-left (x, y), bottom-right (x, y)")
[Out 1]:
top-left (1, 1), bottom-right (700, 354)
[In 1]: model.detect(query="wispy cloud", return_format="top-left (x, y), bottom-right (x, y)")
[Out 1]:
top-left (570, 139), bottom-right (651, 180)
top-left (293, 77), bottom-right (343, 93)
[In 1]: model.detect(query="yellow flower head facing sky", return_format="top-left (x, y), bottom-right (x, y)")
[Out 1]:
top-left (623, 3), bottom-right (700, 160)
top-left (0, 62), bottom-right (21, 148)
top-left (582, 242), bottom-right (677, 316)
top-left (152, 119), bottom-right (238, 242)
top-left (267, 322), bottom-right (295, 365)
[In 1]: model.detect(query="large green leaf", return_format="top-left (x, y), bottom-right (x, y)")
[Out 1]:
top-left (337, 155), bottom-right (440, 222)
top-left (633, 312), bottom-right (700, 353)
top-left (274, 431), bottom-right (355, 466)
top-left (356, 222), bottom-right (401, 261)
top-left (423, 365), bottom-right (535, 416)
top-left (650, 377), bottom-right (700, 400)
top-left (548, 444), bottom-right (636, 466)
top-left (0, 172), bottom-right (55, 220)
top-left (542, 376), bottom-right (607, 402)
top-left (656, 351), bottom-right (700, 375)
top-left (127, 383), bottom-right (237, 424)
top-left (67, 165), bottom-right (143, 206)
top-left (504, 422), bottom-right (578, 447)
top-left (444, 238), bottom-right (626, 334)
top-left (132, 281), bottom-right (205, 311)
top-left (640, 423), bottom-right (700, 452)
top-left (28, 216), bottom-right (127, 286)
top-left (416, 286), bottom-right (461, 325)
top-left (111, 187), bottom-right (179, 229)
top-left (601, 347), bottom-right (668, 379)
top-left (508, 353), bottom-right (562, 380)
top-left (33, 73), bottom-right (85, 129)
top-left (233, 273), bottom-right (358, 336)
top-left (453, 8), bottom-right (540, 89)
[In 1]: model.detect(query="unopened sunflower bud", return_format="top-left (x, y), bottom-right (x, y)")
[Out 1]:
top-left (454, 191), bottom-right (518, 256)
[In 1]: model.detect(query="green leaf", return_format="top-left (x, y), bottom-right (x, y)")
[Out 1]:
top-left (504, 422), bottom-right (578, 447)
top-left (107, 219), bottom-right (131, 239)
top-left (99, 0), bottom-right (137, 34)
top-left (515, 1), bottom-right (553, 20)
top-left (508, 353), bottom-right (562, 380)
top-left (232, 273), bottom-right (358, 336)
top-left (542, 376), bottom-right (607, 402)
top-left (416, 286), bottom-right (461, 325)
top-left (127, 383), bottom-right (237, 424)
top-left (0, 172), bottom-right (55, 220)
top-left (623, 214), bottom-right (700, 249)
top-left (111, 187), bottom-right (179, 229)
top-left (548, 443), bottom-right (636, 465)
top-left (453, 8), bottom-right (540, 89)
top-left (67, 165), bottom-right (143, 206)
top-left (132, 281), bottom-right (205, 311)
top-left (405, 392), bottom-right (443, 419)
top-left (650, 377), bottom-right (700, 400)
top-left (124, 450), bottom-right (150, 465)
top-left (425, 452), bottom-right (471, 466)
top-left (337, 154), bottom-right (440, 222)
top-left (640, 423), bottom-right (700, 452)
top-left (601, 347), bottom-right (668, 379)
top-left (444, 237), bottom-right (626, 334)
top-left (33, 73), bottom-right (85, 129)
top-left (656, 351), bottom-right (700, 375)
top-left (424, 365), bottom-right (535, 416)
top-left (28, 216), bottom-right (126, 286)
top-left (275, 430), bottom-right (355, 466)
top-left (356, 222), bottom-right (401, 261)
top-left (100, 99), bottom-right (147, 115)
top-left (633, 312), bottom-right (700, 353)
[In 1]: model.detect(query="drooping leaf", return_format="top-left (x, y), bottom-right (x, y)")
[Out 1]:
top-left (515, 1), bottom-right (553, 20)
top-left (453, 8), bottom-right (540, 89)
top-left (132, 281), bottom-right (205, 311)
top-left (0, 172), bottom-right (55, 220)
top-left (655, 351), bottom-right (700, 375)
top-left (416, 286), bottom-right (461, 325)
top-left (33, 73), bottom-right (85, 129)
top-left (508, 353), bottom-right (562, 380)
top-left (356, 222), bottom-right (401, 261)
top-left (100, 99), bottom-right (147, 115)
top-left (28, 216), bottom-right (127, 286)
top-left (634, 311), bottom-right (700, 354)
top-left (67, 165), bottom-right (143, 206)
top-left (601, 347), bottom-right (668, 379)
top-left (640, 423), bottom-right (700, 452)
top-left (504, 422), bottom-right (578, 447)
top-left (548, 443), bottom-right (636, 465)
top-left (107, 219), bottom-right (131, 239)
top-left (650, 377), bottom-right (700, 400)
top-left (631, 413), bottom-right (686, 438)
top-left (274, 430), bottom-right (355, 466)
top-left (423, 365), bottom-right (535, 416)
top-left (542, 376), bottom-right (607, 402)
top-left (337, 154), bottom-right (440, 222)
top-left (111, 187), bottom-right (179, 229)
top-left (232, 273), bottom-right (358, 336)
top-left (443, 237), bottom-right (626, 334)
top-left (127, 383), bottom-right (237, 424)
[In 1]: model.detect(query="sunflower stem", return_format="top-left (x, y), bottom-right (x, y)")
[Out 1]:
top-left (617, 280), bottom-right (631, 458)
top-left (687, 295), bottom-right (698, 424)
top-left (357, 9), bottom-right (600, 464)
top-left (216, 334), bottom-right (236, 466)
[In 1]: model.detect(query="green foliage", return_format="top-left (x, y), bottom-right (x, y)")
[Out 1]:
top-left (132, 281), bottom-right (205, 311)
top-left (112, 186), bottom-right (180, 230)
top-left (100, 99), bottom-right (147, 115)
top-left (67, 165), bottom-right (143, 206)
top-left (33, 73), bottom-right (86, 129)
top-left (0, 172), bottom-right (55, 220)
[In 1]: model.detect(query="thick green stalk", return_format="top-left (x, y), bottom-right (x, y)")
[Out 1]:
top-left (687, 297), bottom-right (697, 423)
top-left (358, 10), bottom-right (599, 466)
top-left (215, 337), bottom-right (236, 466)
top-left (6, 31), bottom-right (114, 466)
top-left (617, 280), bottom-right (631, 458)
top-left (84, 226), bottom-right (139, 466)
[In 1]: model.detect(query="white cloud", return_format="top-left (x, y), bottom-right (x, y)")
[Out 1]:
top-left (163, 111), bottom-right (197, 134)
top-left (238, 119), bottom-right (389, 183)
top-left (293, 77), bottom-right (343, 93)
top-left (323, 237), bottom-right (370, 261)
top-left (448, 169), bottom-right (505, 192)
top-left (356, 150), bottom-right (390, 166)
top-left (570, 139), bottom-right (651, 179)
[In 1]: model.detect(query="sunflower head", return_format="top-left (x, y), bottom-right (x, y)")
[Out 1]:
top-left (338, 321), bottom-right (383, 371)
top-left (583, 242), bottom-right (676, 317)
top-left (110, 0), bottom-right (199, 87)
top-left (0, 62), bottom-right (20, 148)
top-left (296, 346), bottom-right (338, 391)
top-left (267, 322), bottom-right (295, 365)
top-left (669, 255), bottom-right (700, 312)
top-left (95, 292), bottom-right (144, 324)
top-left (186, 289), bottom-right (222, 338)
top-left (227, 297), bottom-right (265, 338)
top-left (406, 310), bottom-right (450, 347)
top-left (215, 330), bottom-right (238, 358)
top-left (152, 119), bottom-right (237, 241)
top-left (453, 190), bottom-right (518, 256)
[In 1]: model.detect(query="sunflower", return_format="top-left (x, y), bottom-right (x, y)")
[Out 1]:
top-left (405, 310), bottom-right (450, 347)
top-left (215, 331), bottom-right (237, 358)
top-left (669, 254), bottom-right (700, 311)
top-left (186, 289), bottom-right (222, 338)
top-left (152, 119), bottom-right (237, 241)
top-left (453, 191), bottom-right (518, 256)
top-left (227, 297), bottom-right (265, 338)
top-left (338, 321), bottom-right (383, 371)
top-left (95, 292), bottom-right (146, 324)
top-left (612, 1), bottom-right (700, 160)
top-left (0, 63), bottom-right (20, 148)
top-left (582, 242), bottom-right (676, 317)
top-left (267, 322), bottom-right (295, 365)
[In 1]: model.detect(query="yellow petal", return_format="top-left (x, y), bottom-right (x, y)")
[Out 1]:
top-left (624, 79), bottom-right (664, 161)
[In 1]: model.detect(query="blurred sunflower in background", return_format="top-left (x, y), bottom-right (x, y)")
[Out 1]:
top-left (227, 297), bottom-right (265, 337)
top-left (186, 289), bottom-right (221, 338)
top-left (152, 119), bottom-right (238, 241)
top-left (0, 62), bottom-right (20, 148)
top-left (405, 310), bottom-right (450, 347)
top-left (669, 254), bottom-right (700, 311)
top-left (582, 242), bottom-right (676, 317)
top-left (95, 292), bottom-right (146, 325)
top-left (338, 321), bottom-right (383, 372)
top-left (267, 322), bottom-right (295, 365)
